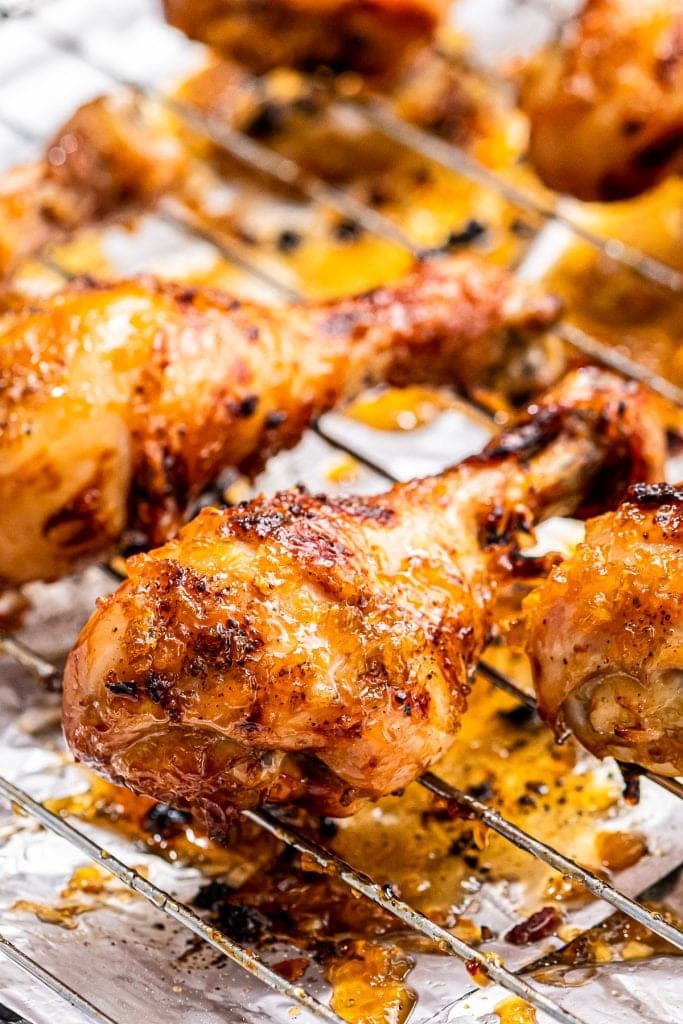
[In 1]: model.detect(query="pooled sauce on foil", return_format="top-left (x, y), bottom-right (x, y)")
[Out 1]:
top-left (12, 864), bottom-right (142, 930)
top-left (495, 996), bottom-right (537, 1023)
top-left (346, 386), bottom-right (483, 432)
top-left (532, 902), bottom-right (683, 987)
top-left (46, 779), bottom-right (279, 882)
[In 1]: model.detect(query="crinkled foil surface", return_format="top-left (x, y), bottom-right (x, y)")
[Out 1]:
top-left (0, 1), bottom-right (681, 1022)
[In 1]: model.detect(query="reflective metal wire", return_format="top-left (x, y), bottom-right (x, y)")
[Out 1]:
top-left (418, 772), bottom-right (683, 951)
top-left (1, 11), bottom-right (683, 1024)
top-left (556, 321), bottom-right (683, 409)
top-left (0, 635), bottom-right (61, 689)
top-left (245, 807), bottom-right (588, 1024)
top-left (0, 937), bottom-right (118, 1024)
top-left (0, 776), bottom-right (348, 1024)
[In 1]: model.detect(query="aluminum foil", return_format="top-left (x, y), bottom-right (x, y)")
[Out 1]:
top-left (0, 2), bottom-right (681, 1023)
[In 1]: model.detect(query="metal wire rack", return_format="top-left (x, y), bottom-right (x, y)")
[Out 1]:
top-left (0, 4), bottom-right (682, 1023)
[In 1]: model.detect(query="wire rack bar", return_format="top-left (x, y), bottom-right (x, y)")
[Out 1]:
top-left (418, 771), bottom-right (683, 951)
top-left (157, 202), bottom-right (302, 301)
top-left (0, 775), bottom-right (348, 1024)
top-left (475, 660), bottom-right (537, 710)
top-left (0, 936), bottom-right (117, 1024)
top-left (556, 321), bottom-right (683, 409)
top-left (0, 635), bottom-right (61, 689)
top-left (245, 806), bottom-right (587, 1024)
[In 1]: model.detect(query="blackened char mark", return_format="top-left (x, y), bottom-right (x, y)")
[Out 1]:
top-left (626, 482), bottom-right (683, 507)
top-left (481, 406), bottom-right (563, 463)
top-left (104, 678), bottom-right (139, 699)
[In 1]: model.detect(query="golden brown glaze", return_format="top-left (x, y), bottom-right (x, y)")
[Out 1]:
top-left (0, 95), bottom-right (183, 280)
top-left (521, 0), bottom-right (683, 200)
top-left (526, 481), bottom-right (683, 776)
top-left (62, 368), bottom-right (665, 827)
top-left (163, 0), bottom-right (447, 79)
top-left (0, 256), bottom-right (563, 588)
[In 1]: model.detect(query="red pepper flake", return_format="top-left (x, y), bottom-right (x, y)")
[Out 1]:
top-left (505, 907), bottom-right (561, 946)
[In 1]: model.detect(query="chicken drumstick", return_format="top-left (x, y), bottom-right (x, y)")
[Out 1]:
top-left (526, 481), bottom-right (683, 776)
top-left (521, 0), bottom-right (683, 201)
top-left (0, 255), bottom-right (562, 588)
top-left (163, 0), bottom-right (448, 79)
top-left (0, 95), bottom-right (183, 281)
top-left (63, 367), bottom-right (664, 827)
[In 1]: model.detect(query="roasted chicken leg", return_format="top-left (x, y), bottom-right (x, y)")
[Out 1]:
top-left (526, 481), bottom-right (683, 776)
top-left (521, 0), bottom-right (683, 201)
top-left (0, 95), bottom-right (183, 281)
top-left (62, 368), bottom-right (665, 826)
top-left (163, 0), bottom-right (448, 79)
top-left (0, 255), bottom-right (564, 589)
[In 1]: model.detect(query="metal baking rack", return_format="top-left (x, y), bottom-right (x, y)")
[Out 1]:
top-left (0, 3), bottom-right (682, 1023)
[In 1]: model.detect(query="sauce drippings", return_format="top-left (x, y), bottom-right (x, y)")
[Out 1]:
top-left (347, 386), bottom-right (456, 432)
top-left (533, 901), bottom-right (683, 986)
top-left (327, 942), bottom-right (416, 1024)
top-left (46, 778), bottom-right (278, 883)
top-left (495, 996), bottom-right (537, 1024)
top-left (12, 864), bottom-right (141, 930)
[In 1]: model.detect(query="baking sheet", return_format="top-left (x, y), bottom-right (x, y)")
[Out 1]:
top-left (0, 2), bottom-right (681, 1023)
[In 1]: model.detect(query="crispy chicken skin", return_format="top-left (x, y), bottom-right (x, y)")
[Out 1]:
top-left (62, 368), bottom-right (665, 825)
top-left (526, 482), bottom-right (683, 776)
top-left (0, 96), bottom-right (183, 280)
top-left (521, 0), bottom-right (683, 201)
top-left (163, 0), bottom-right (447, 78)
top-left (0, 256), bottom-right (564, 589)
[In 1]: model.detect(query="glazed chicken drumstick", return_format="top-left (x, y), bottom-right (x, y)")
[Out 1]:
top-left (163, 0), bottom-right (448, 79)
top-left (0, 255), bottom-right (563, 589)
top-left (63, 368), bottom-right (665, 827)
top-left (0, 95), bottom-right (183, 281)
top-left (521, 0), bottom-right (683, 201)
top-left (526, 482), bottom-right (683, 777)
